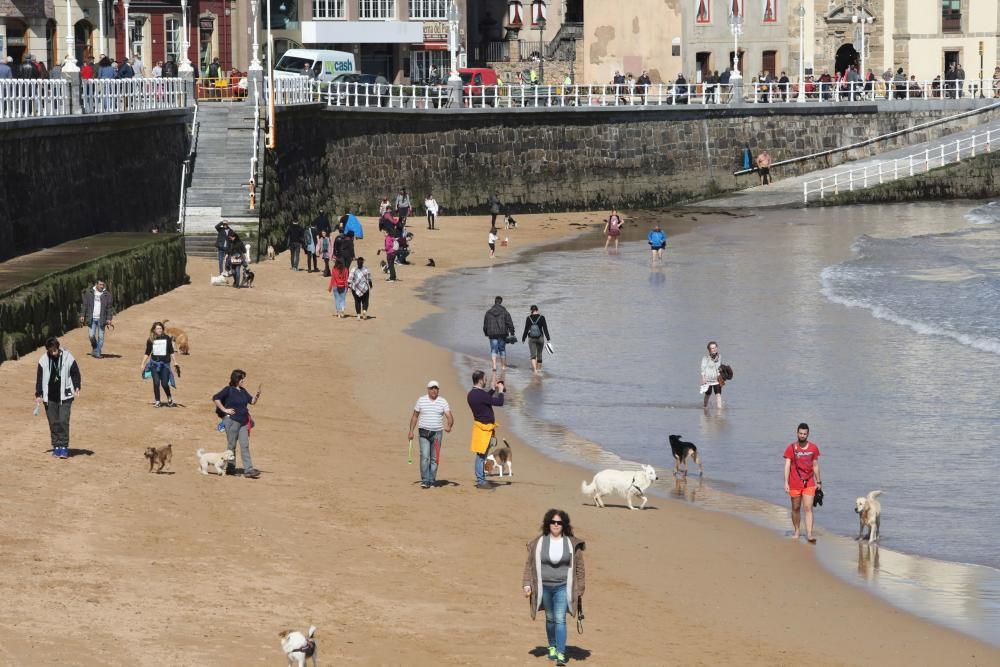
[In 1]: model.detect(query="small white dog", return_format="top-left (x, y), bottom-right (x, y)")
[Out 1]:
top-left (210, 273), bottom-right (229, 286)
top-left (197, 448), bottom-right (234, 476)
top-left (855, 490), bottom-right (883, 543)
top-left (581, 464), bottom-right (658, 510)
top-left (279, 625), bottom-right (317, 667)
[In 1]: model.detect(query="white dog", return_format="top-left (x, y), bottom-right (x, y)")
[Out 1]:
top-left (581, 464), bottom-right (658, 510)
top-left (197, 448), bottom-right (234, 476)
top-left (855, 490), bottom-right (883, 543)
top-left (210, 273), bottom-right (229, 286)
top-left (279, 625), bottom-right (317, 667)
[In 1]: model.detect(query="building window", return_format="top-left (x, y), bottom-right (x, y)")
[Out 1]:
top-left (762, 0), bottom-right (777, 23)
top-left (165, 17), bottom-right (180, 63)
top-left (695, 0), bottom-right (710, 24)
top-left (941, 0), bottom-right (961, 32)
top-left (409, 0), bottom-right (446, 20)
top-left (313, 0), bottom-right (345, 19)
top-left (360, 0), bottom-right (395, 19)
top-left (410, 49), bottom-right (449, 81)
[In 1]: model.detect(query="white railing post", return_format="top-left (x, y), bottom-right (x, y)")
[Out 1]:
top-left (893, 159), bottom-right (898, 181)
top-left (954, 139), bottom-right (959, 163)
top-left (834, 173), bottom-right (839, 195)
top-left (941, 144), bottom-right (945, 167)
top-left (878, 162), bottom-right (883, 184)
top-left (925, 149), bottom-right (930, 172)
top-left (803, 182), bottom-right (808, 205)
top-left (863, 166), bottom-right (868, 188)
top-left (849, 171), bottom-right (854, 191)
top-left (971, 134), bottom-right (976, 157)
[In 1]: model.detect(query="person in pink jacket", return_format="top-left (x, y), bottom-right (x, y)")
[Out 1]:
top-left (383, 229), bottom-right (397, 282)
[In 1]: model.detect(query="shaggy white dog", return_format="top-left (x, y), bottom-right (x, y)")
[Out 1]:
top-left (279, 625), bottom-right (317, 667)
top-left (855, 490), bottom-right (884, 543)
top-left (581, 464), bottom-right (658, 510)
top-left (197, 448), bottom-right (234, 476)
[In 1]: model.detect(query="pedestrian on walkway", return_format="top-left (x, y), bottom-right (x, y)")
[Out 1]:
top-left (317, 229), bottom-right (333, 276)
top-left (34, 337), bottom-right (82, 459)
top-left (383, 228), bottom-right (398, 282)
top-left (408, 380), bottom-right (454, 488)
top-left (521, 508), bottom-right (586, 667)
top-left (304, 221), bottom-right (318, 273)
top-left (225, 230), bottom-right (247, 288)
top-left (286, 221), bottom-right (304, 271)
top-left (700, 341), bottom-right (723, 409)
top-left (603, 209), bottom-right (624, 250)
top-left (348, 256), bottom-right (373, 320)
top-left (488, 192), bottom-right (502, 228)
top-left (140, 321), bottom-right (179, 407)
top-left (395, 188), bottom-right (412, 226)
top-left (467, 369), bottom-right (504, 488)
top-left (214, 220), bottom-right (230, 274)
top-left (79, 279), bottom-right (114, 358)
top-left (328, 257), bottom-right (349, 318)
top-left (425, 193), bottom-right (439, 230)
top-left (483, 296), bottom-right (515, 384)
top-left (783, 423), bottom-right (822, 543)
top-left (488, 227), bottom-right (498, 259)
top-left (212, 369), bottom-right (262, 479)
top-left (335, 229), bottom-right (356, 268)
top-left (522, 305), bottom-right (551, 374)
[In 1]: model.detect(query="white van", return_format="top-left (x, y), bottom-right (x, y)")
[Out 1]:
top-left (274, 49), bottom-right (356, 81)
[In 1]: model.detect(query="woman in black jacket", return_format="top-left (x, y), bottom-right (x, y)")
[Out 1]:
top-left (225, 231), bottom-right (247, 288)
top-left (521, 305), bottom-right (552, 374)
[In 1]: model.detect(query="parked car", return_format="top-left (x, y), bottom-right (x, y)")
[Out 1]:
top-left (324, 72), bottom-right (392, 106)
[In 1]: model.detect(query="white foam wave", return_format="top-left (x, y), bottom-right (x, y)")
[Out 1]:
top-left (963, 201), bottom-right (1000, 226)
top-left (820, 266), bottom-right (1000, 356)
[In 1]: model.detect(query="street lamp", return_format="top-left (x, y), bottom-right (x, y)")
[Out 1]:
top-left (851, 10), bottom-right (873, 82)
top-left (532, 0), bottom-right (545, 83)
top-left (796, 3), bottom-right (806, 102)
top-left (124, 0), bottom-right (130, 62)
top-left (179, 0), bottom-right (193, 72)
top-left (249, 0), bottom-right (262, 70)
top-left (97, 0), bottom-right (106, 57)
top-left (64, 0), bottom-right (79, 72)
top-left (446, 0), bottom-right (462, 107)
top-left (729, 11), bottom-right (743, 79)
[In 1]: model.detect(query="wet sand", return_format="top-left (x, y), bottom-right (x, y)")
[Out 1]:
top-left (0, 212), bottom-right (996, 665)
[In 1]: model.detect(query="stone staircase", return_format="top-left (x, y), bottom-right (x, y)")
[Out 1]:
top-left (183, 101), bottom-right (263, 259)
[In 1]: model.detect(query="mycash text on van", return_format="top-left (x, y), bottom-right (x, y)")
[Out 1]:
top-left (274, 49), bottom-right (356, 81)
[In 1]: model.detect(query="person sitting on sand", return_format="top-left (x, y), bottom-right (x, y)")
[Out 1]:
top-left (522, 508), bottom-right (586, 667)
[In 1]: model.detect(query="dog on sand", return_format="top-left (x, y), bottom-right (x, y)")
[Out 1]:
top-left (279, 625), bottom-right (317, 667)
top-left (267, 244), bottom-right (276, 260)
top-left (485, 438), bottom-right (513, 477)
top-left (668, 434), bottom-right (703, 477)
top-left (144, 443), bottom-right (172, 473)
top-left (197, 448), bottom-right (234, 476)
top-left (581, 464), bottom-right (658, 510)
top-left (855, 490), bottom-right (883, 543)
top-left (210, 273), bottom-right (229, 286)
top-left (162, 320), bottom-right (189, 355)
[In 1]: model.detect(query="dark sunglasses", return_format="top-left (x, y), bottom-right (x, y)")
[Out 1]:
top-left (549, 520), bottom-right (564, 525)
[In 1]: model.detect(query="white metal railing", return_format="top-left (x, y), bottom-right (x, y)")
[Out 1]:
top-left (802, 127), bottom-right (995, 204)
top-left (82, 78), bottom-right (186, 113)
top-left (270, 76), bottom-right (314, 105)
top-left (178, 103), bottom-right (199, 233)
top-left (0, 79), bottom-right (69, 118)
top-left (748, 78), bottom-right (991, 104)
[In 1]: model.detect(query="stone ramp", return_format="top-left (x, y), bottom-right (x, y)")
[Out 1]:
top-left (691, 116), bottom-right (1000, 209)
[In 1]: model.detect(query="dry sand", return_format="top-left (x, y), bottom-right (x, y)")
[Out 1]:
top-left (0, 214), bottom-right (996, 666)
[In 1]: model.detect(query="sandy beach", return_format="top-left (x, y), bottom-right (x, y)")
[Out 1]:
top-left (0, 213), bottom-right (996, 666)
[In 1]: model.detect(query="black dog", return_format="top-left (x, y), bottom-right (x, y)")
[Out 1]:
top-left (668, 434), bottom-right (703, 476)
top-left (426, 258), bottom-right (436, 267)
top-left (242, 268), bottom-right (255, 288)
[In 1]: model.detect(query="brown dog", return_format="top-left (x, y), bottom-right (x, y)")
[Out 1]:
top-left (162, 319), bottom-right (190, 355)
top-left (144, 443), bottom-right (173, 473)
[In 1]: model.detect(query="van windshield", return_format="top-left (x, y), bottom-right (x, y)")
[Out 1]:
top-left (275, 56), bottom-right (315, 74)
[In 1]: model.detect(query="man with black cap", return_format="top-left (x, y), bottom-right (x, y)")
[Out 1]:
top-left (408, 380), bottom-right (454, 488)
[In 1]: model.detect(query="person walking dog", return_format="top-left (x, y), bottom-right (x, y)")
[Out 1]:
top-left (34, 337), bottom-right (82, 459)
top-left (408, 380), bottom-right (454, 488)
top-left (467, 369), bottom-right (504, 488)
top-left (80, 279), bottom-right (114, 358)
top-left (212, 369), bottom-right (262, 479)
top-left (140, 321), bottom-right (180, 407)
top-left (522, 508), bottom-right (586, 667)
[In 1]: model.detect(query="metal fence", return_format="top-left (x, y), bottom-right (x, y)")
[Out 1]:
top-left (82, 78), bottom-right (186, 113)
top-left (266, 78), bottom-right (997, 110)
top-left (195, 76), bottom-right (249, 101)
top-left (0, 79), bottom-right (70, 118)
top-left (802, 127), bottom-right (995, 204)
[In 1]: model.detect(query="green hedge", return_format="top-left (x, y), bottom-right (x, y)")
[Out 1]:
top-left (0, 234), bottom-right (188, 364)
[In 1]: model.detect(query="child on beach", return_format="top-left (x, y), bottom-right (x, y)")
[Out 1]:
top-left (488, 227), bottom-right (498, 258)
top-left (604, 210), bottom-right (624, 250)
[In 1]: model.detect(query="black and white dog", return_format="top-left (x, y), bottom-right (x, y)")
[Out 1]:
top-left (668, 434), bottom-right (703, 476)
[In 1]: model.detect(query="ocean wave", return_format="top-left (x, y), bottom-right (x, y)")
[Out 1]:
top-left (964, 200), bottom-right (1000, 226)
top-left (820, 266), bottom-right (1000, 355)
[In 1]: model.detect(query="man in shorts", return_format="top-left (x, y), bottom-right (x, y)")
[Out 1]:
top-left (483, 296), bottom-right (515, 385)
top-left (783, 423), bottom-right (823, 543)
top-left (647, 224), bottom-right (667, 262)
top-left (408, 380), bottom-right (454, 488)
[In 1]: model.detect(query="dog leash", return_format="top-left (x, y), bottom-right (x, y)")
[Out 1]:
top-left (576, 597), bottom-right (585, 634)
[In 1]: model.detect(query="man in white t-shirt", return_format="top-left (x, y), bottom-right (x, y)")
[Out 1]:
top-left (408, 380), bottom-right (454, 489)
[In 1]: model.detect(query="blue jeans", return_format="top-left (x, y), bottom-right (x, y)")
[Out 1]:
top-left (418, 429), bottom-right (442, 485)
top-left (217, 247), bottom-right (226, 274)
top-left (88, 318), bottom-right (105, 357)
top-left (332, 287), bottom-right (347, 313)
top-left (474, 452), bottom-right (486, 484)
top-left (149, 362), bottom-right (172, 402)
top-left (231, 264), bottom-right (242, 288)
top-left (489, 337), bottom-right (507, 358)
top-left (542, 583), bottom-right (568, 654)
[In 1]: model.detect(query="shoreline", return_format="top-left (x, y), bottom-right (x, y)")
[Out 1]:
top-left (0, 212), bottom-right (996, 664)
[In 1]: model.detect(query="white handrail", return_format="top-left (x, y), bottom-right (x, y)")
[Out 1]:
top-left (0, 79), bottom-right (69, 118)
top-left (178, 104), bottom-right (199, 234)
top-left (802, 126), bottom-right (995, 204)
top-left (81, 78), bottom-right (185, 114)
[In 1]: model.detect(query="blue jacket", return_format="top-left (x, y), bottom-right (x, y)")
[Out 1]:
top-left (0, 63), bottom-right (12, 79)
top-left (648, 229), bottom-right (666, 247)
top-left (98, 65), bottom-right (115, 79)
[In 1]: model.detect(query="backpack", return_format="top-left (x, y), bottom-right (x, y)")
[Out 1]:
top-left (527, 316), bottom-right (542, 339)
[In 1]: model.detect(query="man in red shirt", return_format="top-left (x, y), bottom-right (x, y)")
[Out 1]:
top-left (783, 422), bottom-right (822, 543)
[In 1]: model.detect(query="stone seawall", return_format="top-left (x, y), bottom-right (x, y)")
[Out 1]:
top-left (0, 234), bottom-right (188, 364)
top-left (262, 104), bottom-right (1000, 248)
top-left (0, 109), bottom-right (191, 263)
top-left (816, 151), bottom-right (1000, 206)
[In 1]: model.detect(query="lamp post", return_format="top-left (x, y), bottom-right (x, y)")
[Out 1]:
top-left (97, 0), bottom-right (105, 57)
top-left (124, 0), bottom-right (130, 61)
top-left (249, 0), bottom-right (262, 70)
top-left (64, 0), bottom-right (79, 71)
top-left (729, 12), bottom-right (743, 79)
top-left (796, 3), bottom-right (806, 102)
top-left (179, 0), bottom-right (193, 72)
top-left (446, 0), bottom-right (462, 107)
top-left (979, 40), bottom-right (985, 98)
top-left (532, 0), bottom-right (545, 83)
top-left (851, 10), bottom-right (873, 81)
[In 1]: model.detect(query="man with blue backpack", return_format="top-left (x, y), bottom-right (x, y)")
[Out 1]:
top-left (648, 224), bottom-right (667, 262)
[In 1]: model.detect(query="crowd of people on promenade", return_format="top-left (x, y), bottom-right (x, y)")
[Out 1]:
top-left (0, 53), bottom-right (244, 82)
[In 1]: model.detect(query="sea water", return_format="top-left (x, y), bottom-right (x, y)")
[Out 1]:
top-left (409, 201), bottom-right (1000, 643)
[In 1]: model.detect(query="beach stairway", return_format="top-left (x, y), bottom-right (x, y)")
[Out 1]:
top-left (183, 101), bottom-right (263, 259)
